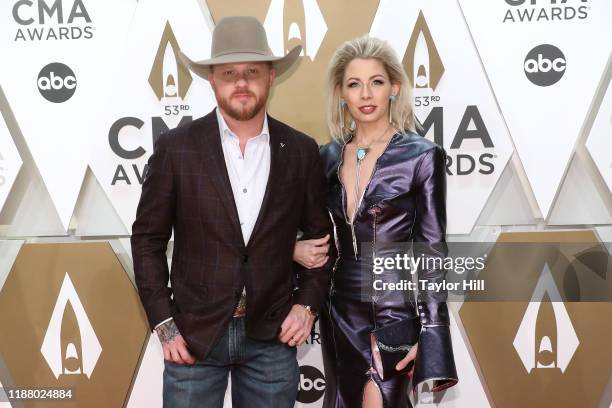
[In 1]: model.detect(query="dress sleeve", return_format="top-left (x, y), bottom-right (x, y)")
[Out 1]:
top-left (411, 145), bottom-right (458, 394)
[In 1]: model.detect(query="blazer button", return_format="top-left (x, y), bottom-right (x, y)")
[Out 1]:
top-left (242, 254), bottom-right (248, 262)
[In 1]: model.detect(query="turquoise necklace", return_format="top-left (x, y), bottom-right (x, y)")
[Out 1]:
top-left (355, 126), bottom-right (389, 162)
top-left (356, 146), bottom-right (369, 162)
top-left (348, 125), bottom-right (391, 258)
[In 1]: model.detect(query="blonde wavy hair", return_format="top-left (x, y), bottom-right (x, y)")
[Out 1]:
top-left (327, 35), bottom-right (414, 141)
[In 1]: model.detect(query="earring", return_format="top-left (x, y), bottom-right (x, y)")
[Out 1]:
top-left (339, 99), bottom-right (346, 132)
top-left (389, 94), bottom-right (397, 124)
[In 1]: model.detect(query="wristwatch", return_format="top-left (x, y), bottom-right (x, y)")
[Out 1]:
top-left (301, 304), bottom-right (318, 317)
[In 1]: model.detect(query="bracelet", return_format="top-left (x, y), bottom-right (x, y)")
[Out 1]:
top-left (301, 304), bottom-right (318, 317)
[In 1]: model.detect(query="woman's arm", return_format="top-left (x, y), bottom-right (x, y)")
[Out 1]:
top-left (293, 235), bottom-right (330, 269)
top-left (411, 145), bottom-right (458, 393)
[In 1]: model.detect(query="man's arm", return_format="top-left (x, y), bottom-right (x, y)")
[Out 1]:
top-left (279, 138), bottom-right (334, 347)
top-left (131, 132), bottom-right (176, 331)
top-left (131, 133), bottom-right (195, 364)
top-left (292, 138), bottom-right (334, 311)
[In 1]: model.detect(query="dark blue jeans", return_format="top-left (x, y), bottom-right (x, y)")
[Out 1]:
top-left (163, 316), bottom-right (299, 408)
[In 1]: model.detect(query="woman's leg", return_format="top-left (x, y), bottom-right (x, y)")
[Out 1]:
top-left (362, 378), bottom-right (384, 408)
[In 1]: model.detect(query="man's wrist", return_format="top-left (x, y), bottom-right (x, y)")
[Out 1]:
top-left (154, 317), bottom-right (173, 330)
top-left (155, 319), bottom-right (180, 344)
top-left (299, 304), bottom-right (318, 318)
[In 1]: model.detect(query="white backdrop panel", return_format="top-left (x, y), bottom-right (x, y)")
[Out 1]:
top-left (0, 0), bottom-right (137, 229)
top-left (0, 109), bottom-right (21, 215)
top-left (459, 0), bottom-right (612, 218)
top-left (586, 73), bottom-right (612, 196)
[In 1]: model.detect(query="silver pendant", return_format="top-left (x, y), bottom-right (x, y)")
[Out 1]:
top-left (356, 148), bottom-right (369, 161)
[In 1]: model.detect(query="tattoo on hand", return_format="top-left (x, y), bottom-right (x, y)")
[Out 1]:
top-left (156, 319), bottom-right (180, 344)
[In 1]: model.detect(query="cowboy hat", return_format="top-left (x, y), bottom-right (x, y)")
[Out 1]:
top-left (179, 16), bottom-right (302, 80)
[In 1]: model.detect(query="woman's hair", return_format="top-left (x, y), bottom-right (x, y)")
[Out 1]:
top-left (326, 35), bottom-right (414, 141)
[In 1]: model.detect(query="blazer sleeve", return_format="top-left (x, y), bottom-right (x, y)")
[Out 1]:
top-left (131, 132), bottom-right (177, 331)
top-left (292, 138), bottom-right (334, 312)
top-left (411, 145), bottom-right (458, 393)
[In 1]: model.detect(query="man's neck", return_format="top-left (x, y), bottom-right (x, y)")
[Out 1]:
top-left (218, 107), bottom-right (266, 140)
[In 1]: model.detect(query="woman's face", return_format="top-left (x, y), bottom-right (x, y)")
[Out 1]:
top-left (341, 58), bottom-right (399, 128)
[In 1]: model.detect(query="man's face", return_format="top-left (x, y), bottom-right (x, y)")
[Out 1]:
top-left (209, 62), bottom-right (275, 121)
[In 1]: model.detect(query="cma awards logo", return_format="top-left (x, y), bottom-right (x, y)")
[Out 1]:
top-left (404, 11), bottom-right (496, 177)
top-left (37, 62), bottom-right (77, 103)
top-left (297, 365), bottom-right (325, 404)
top-left (12, 0), bottom-right (94, 42)
top-left (503, 0), bottom-right (590, 24)
top-left (513, 263), bottom-right (579, 373)
top-left (108, 21), bottom-right (193, 186)
top-left (148, 22), bottom-right (193, 100)
top-left (263, 0), bottom-right (327, 61)
top-left (40, 273), bottom-right (102, 379)
top-left (524, 44), bottom-right (566, 87)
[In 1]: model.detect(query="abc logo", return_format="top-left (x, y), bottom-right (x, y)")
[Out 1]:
top-left (297, 365), bottom-right (325, 404)
top-left (524, 44), bottom-right (566, 87)
top-left (37, 62), bottom-right (77, 103)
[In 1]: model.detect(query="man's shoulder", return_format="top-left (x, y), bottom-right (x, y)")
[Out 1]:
top-left (159, 111), bottom-right (217, 147)
top-left (267, 116), bottom-right (318, 149)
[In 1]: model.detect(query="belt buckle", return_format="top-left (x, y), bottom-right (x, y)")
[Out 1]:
top-left (232, 306), bottom-right (246, 318)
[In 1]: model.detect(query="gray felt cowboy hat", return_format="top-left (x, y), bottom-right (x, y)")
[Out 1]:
top-left (179, 16), bottom-right (302, 80)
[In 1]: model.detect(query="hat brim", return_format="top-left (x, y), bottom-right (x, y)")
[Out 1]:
top-left (179, 45), bottom-right (302, 81)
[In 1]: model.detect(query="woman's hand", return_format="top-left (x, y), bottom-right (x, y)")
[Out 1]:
top-left (395, 343), bottom-right (418, 378)
top-left (293, 234), bottom-right (330, 269)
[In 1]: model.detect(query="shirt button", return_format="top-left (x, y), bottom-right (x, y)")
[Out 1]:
top-left (242, 188), bottom-right (247, 193)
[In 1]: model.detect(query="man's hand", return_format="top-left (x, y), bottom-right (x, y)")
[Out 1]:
top-left (156, 319), bottom-right (196, 365)
top-left (278, 304), bottom-right (316, 347)
top-left (395, 343), bottom-right (418, 378)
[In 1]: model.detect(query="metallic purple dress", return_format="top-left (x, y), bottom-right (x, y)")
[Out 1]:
top-left (318, 131), bottom-right (458, 407)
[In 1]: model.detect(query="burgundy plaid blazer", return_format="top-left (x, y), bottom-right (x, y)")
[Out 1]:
top-left (131, 109), bottom-right (333, 359)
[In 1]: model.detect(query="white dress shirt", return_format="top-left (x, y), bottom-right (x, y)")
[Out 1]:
top-left (216, 108), bottom-right (271, 244)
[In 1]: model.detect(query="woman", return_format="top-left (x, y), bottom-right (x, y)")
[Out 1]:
top-left (293, 36), bottom-right (458, 407)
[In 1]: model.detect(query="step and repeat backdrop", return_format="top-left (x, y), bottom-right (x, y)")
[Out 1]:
top-left (0, 0), bottom-right (612, 407)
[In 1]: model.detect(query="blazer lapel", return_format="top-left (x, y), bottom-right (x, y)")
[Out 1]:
top-left (247, 115), bottom-right (287, 248)
top-left (195, 111), bottom-right (244, 245)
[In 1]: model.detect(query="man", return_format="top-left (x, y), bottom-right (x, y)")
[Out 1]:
top-left (131, 16), bottom-right (333, 408)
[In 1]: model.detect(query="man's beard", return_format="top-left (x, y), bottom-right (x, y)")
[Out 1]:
top-left (217, 87), bottom-right (269, 121)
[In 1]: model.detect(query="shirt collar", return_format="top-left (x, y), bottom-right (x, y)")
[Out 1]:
top-left (216, 107), bottom-right (270, 143)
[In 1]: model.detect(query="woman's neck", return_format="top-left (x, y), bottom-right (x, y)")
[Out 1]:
top-left (354, 118), bottom-right (392, 146)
